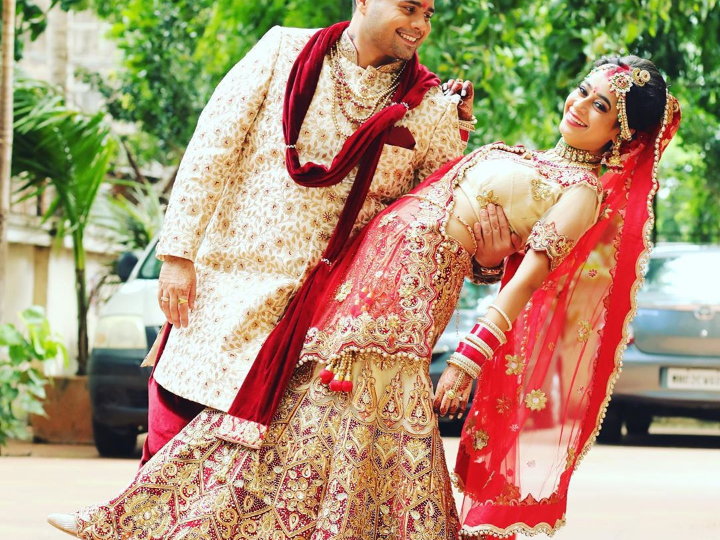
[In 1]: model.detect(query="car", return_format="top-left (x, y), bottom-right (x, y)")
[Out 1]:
top-left (599, 243), bottom-right (720, 442)
top-left (88, 242), bottom-right (162, 456)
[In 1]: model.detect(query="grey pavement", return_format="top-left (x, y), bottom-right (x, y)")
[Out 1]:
top-left (1, 426), bottom-right (719, 540)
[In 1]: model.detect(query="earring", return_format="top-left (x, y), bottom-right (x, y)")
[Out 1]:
top-left (603, 138), bottom-right (623, 170)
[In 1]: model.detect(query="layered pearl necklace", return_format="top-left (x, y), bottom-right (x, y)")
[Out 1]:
top-left (327, 43), bottom-right (405, 137)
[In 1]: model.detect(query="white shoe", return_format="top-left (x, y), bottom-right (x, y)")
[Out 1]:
top-left (47, 513), bottom-right (79, 537)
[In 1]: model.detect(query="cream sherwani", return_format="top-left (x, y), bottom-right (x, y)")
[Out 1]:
top-left (153, 26), bottom-right (466, 411)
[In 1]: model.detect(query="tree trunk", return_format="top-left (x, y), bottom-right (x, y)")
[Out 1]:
top-left (73, 230), bottom-right (88, 375)
top-left (0, 0), bottom-right (17, 323)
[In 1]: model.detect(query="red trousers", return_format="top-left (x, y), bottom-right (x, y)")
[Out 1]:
top-left (140, 375), bottom-right (204, 466)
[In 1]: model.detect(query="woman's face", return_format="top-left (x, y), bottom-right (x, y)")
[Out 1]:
top-left (559, 70), bottom-right (622, 154)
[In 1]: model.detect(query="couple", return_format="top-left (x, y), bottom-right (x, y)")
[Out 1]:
top-left (49, 2), bottom-right (679, 539)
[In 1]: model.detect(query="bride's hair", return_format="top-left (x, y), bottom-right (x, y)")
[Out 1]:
top-left (594, 55), bottom-right (668, 133)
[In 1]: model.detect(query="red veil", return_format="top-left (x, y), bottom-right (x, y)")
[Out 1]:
top-left (455, 94), bottom-right (681, 538)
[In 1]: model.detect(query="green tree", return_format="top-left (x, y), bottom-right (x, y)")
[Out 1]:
top-left (12, 78), bottom-right (117, 374)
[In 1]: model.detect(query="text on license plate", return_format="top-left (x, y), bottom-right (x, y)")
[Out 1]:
top-left (664, 367), bottom-right (720, 391)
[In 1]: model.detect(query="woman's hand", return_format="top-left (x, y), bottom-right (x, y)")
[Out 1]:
top-left (474, 204), bottom-right (523, 267)
top-left (442, 78), bottom-right (474, 121)
top-left (433, 364), bottom-right (473, 418)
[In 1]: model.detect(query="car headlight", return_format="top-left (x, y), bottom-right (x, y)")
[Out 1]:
top-left (93, 315), bottom-right (147, 349)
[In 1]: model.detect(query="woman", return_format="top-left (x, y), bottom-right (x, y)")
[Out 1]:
top-left (51, 56), bottom-right (679, 539)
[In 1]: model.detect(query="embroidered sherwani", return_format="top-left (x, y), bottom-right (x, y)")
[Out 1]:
top-left (153, 26), bottom-right (465, 411)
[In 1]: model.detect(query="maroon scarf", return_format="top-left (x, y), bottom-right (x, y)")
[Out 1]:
top-left (226, 22), bottom-right (439, 428)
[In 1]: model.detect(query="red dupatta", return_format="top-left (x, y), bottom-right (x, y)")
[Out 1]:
top-left (454, 94), bottom-right (681, 538)
top-left (223, 22), bottom-right (440, 445)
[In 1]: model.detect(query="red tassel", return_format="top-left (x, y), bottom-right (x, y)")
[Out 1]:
top-left (319, 369), bottom-right (335, 385)
top-left (340, 380), bottom-right (353, 393)
top-left (329, 379), bottom-right (343, 392)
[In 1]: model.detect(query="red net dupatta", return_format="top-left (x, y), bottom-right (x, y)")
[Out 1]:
top-left (455, 95), bottom-right (681, 539)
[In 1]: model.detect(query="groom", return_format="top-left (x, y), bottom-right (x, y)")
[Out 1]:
top-left (147, 0), bottom-right (517, 462)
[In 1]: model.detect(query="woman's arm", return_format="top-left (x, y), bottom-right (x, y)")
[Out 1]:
top-left (434, 183), bottom-right (603, 416)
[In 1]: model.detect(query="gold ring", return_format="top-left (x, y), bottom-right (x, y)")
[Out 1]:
top-left (178, 297), bottom-right (189, 305)
top-left (446, 389), bottom-right (457, 400)
top-left (160, 297), bottom-right (169, 302)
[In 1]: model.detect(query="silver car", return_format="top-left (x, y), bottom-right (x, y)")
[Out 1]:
top-left (600, 243), bottom-right (720, 442)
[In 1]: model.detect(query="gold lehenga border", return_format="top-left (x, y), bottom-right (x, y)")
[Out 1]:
top-left (449, 473), bottom-right (567, 537)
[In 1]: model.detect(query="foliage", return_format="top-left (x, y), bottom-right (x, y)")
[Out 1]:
top-left (0, 0), bottom-right (83, 59)
top-left (12, 77), bottom-right (118, 374)
top-left (0, 306), bottom-right (67, 446)
top-left (92, 180), bottom-right (164, 251)
top-left (78, 0), bottom-right (720, 243)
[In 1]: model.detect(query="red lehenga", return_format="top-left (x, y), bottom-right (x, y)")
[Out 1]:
top-left (76, 163), bottom-right (472, 540)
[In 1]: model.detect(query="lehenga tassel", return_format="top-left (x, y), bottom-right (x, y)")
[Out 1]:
top-left (321, 356), bottom-right (354, 393)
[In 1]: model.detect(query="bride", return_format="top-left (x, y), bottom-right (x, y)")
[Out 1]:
top-left (51, 55), bottom-right (679, 540)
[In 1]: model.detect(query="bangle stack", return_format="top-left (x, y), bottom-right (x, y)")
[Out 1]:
top-left (447, 304), bottom-right (513, 379)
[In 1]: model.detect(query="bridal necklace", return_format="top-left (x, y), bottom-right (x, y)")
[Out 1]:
top-left (328, 43), bottom-right (405, 136)
top-left (547, 139), bottom-right (603, 169)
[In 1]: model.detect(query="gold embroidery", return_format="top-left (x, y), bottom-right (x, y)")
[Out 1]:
top-left (378, 211), bottom-right (398, 227)
top-left (577, 320), bottom-right (592, 343)
top-left (496, 396), bottom-right (512, 414)
top-left (473, 429), bottom-right (490, 450)
top-left (531, 177), bottom-right (552, 201)
top-left (527, 220), bottom-right (575, 270)
top-left (334, 281), bottom-right (352, 302)
top-left (476, 188), bottom-right (500, 207)
top-left (524, 389), bottom-right (548, 411)
top-left (504, 354), bottom-right (526, 375)
top-left (566, 447), bottom-right (577, 469)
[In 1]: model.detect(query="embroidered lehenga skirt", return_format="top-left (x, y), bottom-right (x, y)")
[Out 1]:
top-left (76, 175), bottom-right (473, 539)
top-left (76, 357), bottom-right (459, 539)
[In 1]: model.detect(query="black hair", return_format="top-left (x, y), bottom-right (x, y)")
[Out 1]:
top-left (594, 55), bottom-right (667, 133)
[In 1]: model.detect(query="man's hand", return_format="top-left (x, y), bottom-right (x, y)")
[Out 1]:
top-left (473, 204), bottom-right (522, 267)
top-left (442, 78), bottom-right (474, 122)
top-left (158, 256), bottom-right (197, 328)
top-left (433, 364), bottom-right (473, 418)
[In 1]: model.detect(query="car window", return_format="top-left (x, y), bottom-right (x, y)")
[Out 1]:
top-left (137, 244), bottom-right (161, 279)
top-left (641, 251), bottom-right (720, 304)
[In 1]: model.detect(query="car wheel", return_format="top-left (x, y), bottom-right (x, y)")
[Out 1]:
top-left (92, 420), bottom-right (138, 457)
top-left (597, 404), bottom-right (623, 443)
top-left (625, 412), bottom-right (652, 436)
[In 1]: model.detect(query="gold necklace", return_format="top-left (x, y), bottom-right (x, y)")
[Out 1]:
top-left (550, 139), bottom-right (603, 167)
top-left (327, 44), bottom-right (404, 136)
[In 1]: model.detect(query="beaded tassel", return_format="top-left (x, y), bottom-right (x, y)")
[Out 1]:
top-left (319, 356), bottom-right (354, 393)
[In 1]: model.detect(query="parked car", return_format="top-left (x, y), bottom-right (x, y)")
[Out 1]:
top-left (89, 241), bottom-right (162, 456)
top-left (599, 243), bottom-right (720, 442)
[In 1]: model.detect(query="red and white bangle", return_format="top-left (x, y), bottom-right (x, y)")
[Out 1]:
top-left (447, 352), bottom-right (482, 379)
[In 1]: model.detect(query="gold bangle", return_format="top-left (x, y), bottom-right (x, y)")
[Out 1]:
top-left (463, 335), bottom-right (494, 358)
top-left (488, 304), bottom-right (513, 331)
top-left (448, 353), bottom-right (481, 379)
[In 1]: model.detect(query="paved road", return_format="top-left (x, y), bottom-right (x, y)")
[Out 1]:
top-left (2, 427), bottom-right (719, 540)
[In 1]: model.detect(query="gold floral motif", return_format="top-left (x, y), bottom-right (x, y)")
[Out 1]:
top-left (524, 389), bottom-right (548, 411)
top-left (577, 320), bottom-right (592, 343)
top-left (473, 429), bottom-right (490, 451)
top-left (334, 281), bottom-right (353, 302)
top-left (530, 177), bottom-right (552, 201)
top-left (476, 188), bottom-right (500, 207)
top-left (505, 354), bottom-right (526, 375)
top-left (496, 396), bottom-right (512, 414)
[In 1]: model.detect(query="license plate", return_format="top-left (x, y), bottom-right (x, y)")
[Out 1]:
top-left (664, 367), bottom-right (720, 391)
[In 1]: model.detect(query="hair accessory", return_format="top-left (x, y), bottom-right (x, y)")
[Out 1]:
top-left (589, 63), bottom-right (645, 142)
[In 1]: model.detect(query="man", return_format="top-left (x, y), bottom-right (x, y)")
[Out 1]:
top-left (146, 0), bottom-right (516, 461)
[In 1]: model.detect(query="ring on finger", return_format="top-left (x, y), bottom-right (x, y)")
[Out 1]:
top-left (178, 297), bottom-right (189, 305)
top-left (445, 389), bottom-right (457, 400)
top-left (161, 297), bottom-right (170, 302)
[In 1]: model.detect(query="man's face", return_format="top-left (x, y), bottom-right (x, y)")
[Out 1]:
top-left (357, 0), bottom-right (435, 63)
